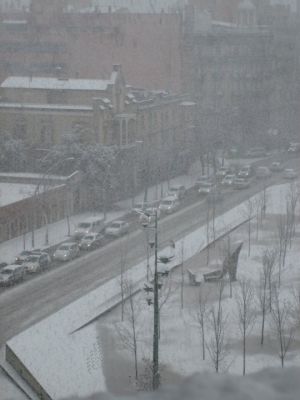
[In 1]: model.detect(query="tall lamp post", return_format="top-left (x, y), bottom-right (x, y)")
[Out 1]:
top-left (141, 209), bottom-right (173, 390)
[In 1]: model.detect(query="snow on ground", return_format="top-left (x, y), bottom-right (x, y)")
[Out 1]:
top-left (5, 182), bottom-right (299, 399)
top-left (0, 163), bottom-right (201, 264)
top-left (0, 182), bottom-right (37, 206)
top-left (97, 183), bottom-right (300, 393)
top-left (0, 368), bottom-right (27, 400)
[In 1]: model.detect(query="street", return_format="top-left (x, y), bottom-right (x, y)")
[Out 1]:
top-left (0, 154), bottom-right (299, 347)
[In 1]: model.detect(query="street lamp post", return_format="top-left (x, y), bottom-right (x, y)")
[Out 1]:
top-left (152, 209), bottom-right (160, 390)
top-left (142, 209), bottom-right (173, 391)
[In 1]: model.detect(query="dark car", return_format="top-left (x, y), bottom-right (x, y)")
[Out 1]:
top-left (22, 253), bottom-right (51, 274)
top-left (270, 162), bottom-right (284, 172)
top-left (233, 178), bottom-right (250, 190)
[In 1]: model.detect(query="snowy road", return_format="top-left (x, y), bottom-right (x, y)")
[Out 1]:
top-left (0, 155), bottom-right (299, 346)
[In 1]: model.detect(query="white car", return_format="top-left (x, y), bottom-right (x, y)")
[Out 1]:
top-left (159, 196), bottom-right (180, 214)
top-left (283, 168), bottom-right (297, 179)
top-left (221, 174), bottom-right (236, 186)
top-left (79, 232), bottom-right (104, 250)
top-left (216, 167), bottom-right (229, 180)
top-left (53, 242), bottom-right (79, 262)
top-left (139, 207), bottom-right (161, 226)
top-left (22, 253), bottom-right (51, 274)
top-left (0, 264), bottom-right (25, 286)
top-left (167, 185), bottom-right (186, 200)
top-left (105, 220), bottom-right (129, 237)
top-left (198, 181), bottom-right (216, 195)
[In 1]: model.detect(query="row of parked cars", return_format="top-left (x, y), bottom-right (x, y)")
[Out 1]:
top-left (194, 161), bottom-right (298, 197)
top-left (0, 249), bottom-right (52, 287)
top-left (52, 218), bottom-right (131, 262)
top-left (0, 217), bottom-right (132, 287)
top-left (133, 184), bottom-right (187, 221)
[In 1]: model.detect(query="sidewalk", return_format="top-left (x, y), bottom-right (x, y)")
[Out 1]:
top-left (0, 162), bottom-right (203, 264)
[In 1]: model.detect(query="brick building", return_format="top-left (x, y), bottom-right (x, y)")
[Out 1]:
top-left (0, 171), bottom-right (82, 243)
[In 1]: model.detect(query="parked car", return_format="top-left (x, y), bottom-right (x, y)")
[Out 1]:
top-left (270, 161), bottom-right (284, 172)
top-left (0, 264), bottom-right (25, 286)
top-left (283, 168), bottom-right (297, 179)
top-left (105, 220), bottom-right (129, 237)
top-left (73, 217), bottom-right (105, 240)
top-left (193, 175), bottom-right (211, 190)
top-left (79, 232), bottom-right (104, 250)
top-left (0, 262), bottom-right (8, 271)
top-left (167, 185), bottom-right (186, 200)
top-left (256, 166), bottom-right (271, 179)
top-left (221, 174), bottom-right (236, 186)
top-left (132, 200), bottom-right (160, 215)
top-left (287, 142), bottom-right (300, 154)
top-left (216, 167), bottom-right (229, 180)
top-left (53, 242), bottom-right (80, 262)
top-left (159, 196), bottom-right (180, 214)
top-left (198, 181), bottom-right (216, 195)
top-left (15, 249), bottom-right (41, 265)
top-left (238, 164), bottom-right (254, 179)
top-left (233, 178), bottom-right (250, 190)
top-left (139, 207), bottom-right (161, 226)
top-left (22, 253), bottom-right (51, 274)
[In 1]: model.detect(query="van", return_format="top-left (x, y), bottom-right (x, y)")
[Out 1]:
top-left (74, 216), bottom-right (105, 239)
top-left (0, 264), bottom-right (25, 286)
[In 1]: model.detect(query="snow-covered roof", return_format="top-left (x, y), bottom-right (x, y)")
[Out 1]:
top-left (0, 172), bottom-right (68, 181)
top-left (180, 101), bottom-right (196, 106)
top-left (238, 0), bottom-right (256, 10)
top-left (64, 0), bottom-right (183, 14)
top-left (0, 182), bottom-right (36, 206)
top-left (1, 76), bottom-right (116, 91)
top-left (0, 102), bottom-right (93, 111)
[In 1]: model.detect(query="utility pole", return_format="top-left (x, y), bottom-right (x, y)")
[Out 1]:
top-left (142, 208), bottom-right (173, 390)
top-left (152, 209), bottom-right (159, 390)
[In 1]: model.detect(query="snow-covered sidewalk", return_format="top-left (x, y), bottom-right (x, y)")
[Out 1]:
top-left (4, 183), bottom-right (295, 400)
top-left (0, 164), bottom-right (202, 264)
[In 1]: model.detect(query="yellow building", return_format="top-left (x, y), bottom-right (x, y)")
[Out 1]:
top-left (0, 65), bottom-right (136, 147)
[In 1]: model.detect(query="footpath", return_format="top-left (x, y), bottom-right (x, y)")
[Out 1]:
top-left (0, 164), bottom-right (201, 264)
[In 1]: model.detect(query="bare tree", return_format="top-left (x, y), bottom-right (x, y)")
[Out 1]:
top-left (119, 239), bottom-right (129, 321)
top-left (206, 281), bottom-right (229, 372)
top-left (205, 200), bottom-right (211, 265)
top-left (242, 199), bottom-right (255, 257)
top-left (180, 241), bottom-right (185, 310)
top-left (271, 287), bottom-right (294, 368)
top-left (292, 285), bottom-right (300, 327)
top-left (258, 248), bottom-right (277, 345)
top-left (265, 249), bottom-right (277, 312)
top-left (235, 279), bottom-right (256, 375)
top-left (197, 286), bottom-right (209, 361)
top-left (115, 280), bottom-right (141, 381)
top-left (218, 235), bottom-right (233, 298)
top-left (276, 214), bottom-right (289, 287)
top-left (286, 183), bottom-right (299, 248)
top-left (260, 181), bottom-right (268, 222)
